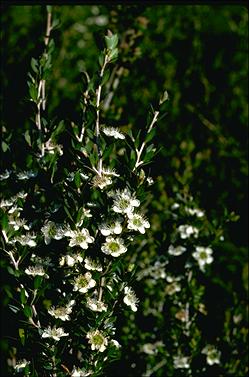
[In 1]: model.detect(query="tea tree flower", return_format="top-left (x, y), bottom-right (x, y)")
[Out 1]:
top-left (73, 272), bottom-right (96, 293)
top-left (25, 265), bottom-right (49, 278)
top-left (41, 326), bottom-right (69, 341)
top-left (0, 169), bottom-right (11, 180)
top-left (71, 367), bottom-right (92, 377)
top-left (202, 345), bottom-right (221, 365)
top-left (102, 126), bottom-right (125, 140)
top-left (168, 244), bottom-right (187, 256)
top-left (86, 297), bottom-right (108, 312)
top-left (86, 329), bottom-right (108, 352)
top-left (84, 257), bottom-right (103, 271)
top-left (127, 212), bottom-right (150, 234)
top-left (59, 254), bottom-right (83, 267)
top-left (68, 229), bottom-right (94, 249)
top-left (123, 286), bottom-right (139, 312)
top-left (192, 246), bottom-right (213, 271)
top-left (48, 300), bottom-right (75, 321)
top-left (92, 174), bottom-right (112, 190)
top-left (41, 221), bottom-right (64, 245)
top-left (99, 219), bottom-right (122, 236)
top-left (173, 355), bottom-right (190, 369)
top-left (112, 188), bottom-right (140, 215)
top-left (14, 359), bottom-right (30, 372)
top-left (185, 207), bottom-right (204, 218)
top-left (178, 224), bottom-right (199, 239)
top-left (14, 233), bottom-right (37, 247)
top-left (165, 281), bottom-right (181, 295)
top-left (101, 236), bottom-right (127, 257)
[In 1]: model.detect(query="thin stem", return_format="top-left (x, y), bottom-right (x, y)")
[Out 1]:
top-left (133, 110), bottom-right (159, 171)
top-left (95, 55), bottom-right (108, 174)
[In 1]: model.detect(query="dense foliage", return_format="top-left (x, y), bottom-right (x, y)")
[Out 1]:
top-left (0, 4), bottom-right (248, 377)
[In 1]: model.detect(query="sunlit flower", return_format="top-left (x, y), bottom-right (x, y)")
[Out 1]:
top-left (178, 224), bottom-right (199, 239)
top-left (41, 221), bottom-right (64, 245)
top-left (127, 212), bottom-right (150, 234)
top-left (48, 300), bottom-right (75, 321)
top-left (168, 244), bottom-right (187, 256)
top-left (110, 339), bottom-right (121, 348)
top-left (112, 188), bottom-right (140, 215)
top-left (14, 359), bottom-right (30, 372)
top-left (102, 126), bottom-right (125, 140)
top-left (202, 345), bottom-right (221, 365)
top-left (165, 281), bottom-right (181, 295)
top-left (0, 169), bottom-right (11, 180)
top-left (9, 217), bottom-right (30, 231)
top-left (73, 272), bottom-right (96, 293)
top-left (99, 219), bottom-right (122, 236)
top-left (41, 326), bottom-right (69, 341)
top-left (84, 257), bottom-right (103, 271)
top-left (123, 286), bottom-right (139, 312)
top-left (192, 246), bottom-right (213, 271)
top-left (59, 254), bottom-right (83, 267)
top-left (86, 297), bottom-right (108, 312)
top-left (92, 174), bottom-right (112, 190)
top-left (71, 367), bottom-right (92, 377)
top-left (25, 265), bottom-right (49, 278)
top-left (185, 207), bottom-right (204, 218)
top-left (101, 236), bottom-right (127, 257)
top-left (16, 170), bottom-right (37, 180)
top-left (14, 233), bottom-right (37, 247)
top-left (68, 229), bottom-right (94, 249)
top-left (173, 355), bottom-right (190, 369)
top-left (86, 329), bottom-right (108, 352)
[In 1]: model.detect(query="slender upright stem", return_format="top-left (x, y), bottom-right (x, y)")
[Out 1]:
top-left (133, 110), bottom-right (159, 171)
top-left (95, 55), bottom-right (108, 174)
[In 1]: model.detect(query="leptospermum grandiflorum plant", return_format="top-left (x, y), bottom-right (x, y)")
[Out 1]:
top-left (0, 7), bottom-right (168, 377)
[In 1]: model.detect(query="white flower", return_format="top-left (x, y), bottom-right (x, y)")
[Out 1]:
top-left (59, 254), bottom-right (83, 267)
top-left (84, 257), bottom-right (103, 271)
top-left (192, 246), bottom-right (213, 271)
top-left (9, 217), bottom-right (30, 231)
top-left (112, 188), bottom-right (140, 215)
top-left (86, 329), bottom-right (108, 352)
top-left (14, 359), bottom-right (30, 372)
top-left (68, 229), bottom-right (94, 249)
top-left (178, 224), bottom-right (199, 239)
top-left (41, 326), bottom-right (69, 341)
top-left (41, 221), bottom-right (64, 245)
top-left (171, 202), bottom-right (180, 210)
top-left (25, 265), bottom-right (49, 278)
top-left (71, 367), bottom-right (92, 377)
top-left (48, 300), bottom-right (75, 321)
top-left (168, 244), bottom-right (187, 256)
top-left (165, 281), bottom-right (181, 295)
top-left (73, 272), bottom-right (96, 293)
top-left (110, 339), bottom-right (121, 348)
top-left (173, 355), bottom-right (190, 369)
top-left (99, 219), bottom-right (122, 236)
top-left (92, 174), bottom-right (112, 190)
top-left (86, 297), bottom-right (107, 312)
top-left (202, 345), bottom-right (221, 365)
top-left (102, 126), bottom-right (125, 140)
top-left (185, 207), bottom-right (205, 217)
top-left (127, 212), bottom-right (150, 234)
top-left (15, 233), bottom-right (37, 247)
top-left (101, 236), bottom-right (127, 257)
top-left (123, 286), bottom-right (139, 312)
top-left (16, 170), bottom-right (37, 180)
top-left (0, 169), bottom-right (11, 180)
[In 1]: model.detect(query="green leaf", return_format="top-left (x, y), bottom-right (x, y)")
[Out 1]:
top-left (29, 84), bottom-right (37, 102)
top-left (34, 275), bottom-right (43, 290)
top-left (1, 141), bottom-right (9, 152)
top-left (52, 18), bottom-right (60, 29)
top-left (46, 5), bottom-right (52, 13)
top-left (108, 48), bottom-right (118, 62)
top-left (31, 58), bottom-right (38, 74)
top-left (64, 205), bottom-right (74, 222)
top-left (74, 171), bottom-right (81, 189)
top-left (20, 288), bottom-right (27, 305)
top-left (101, 68), bottom-right (111, 86)
top-left (145, 128), bottom-right (156, 143)
top-left (24, 130), bottom-right (31, 146)
top-left (23, 305), bottom-right (32, 318)
top-left (51, 120), bottom-right (65, 141)
top-left (105, 33), bottom-right (119, 50)
top-left (19, 328), bottom-right (25, 346)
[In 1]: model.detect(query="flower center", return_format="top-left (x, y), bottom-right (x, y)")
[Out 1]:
top-left (109, 242), bottom-right (119, 252)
